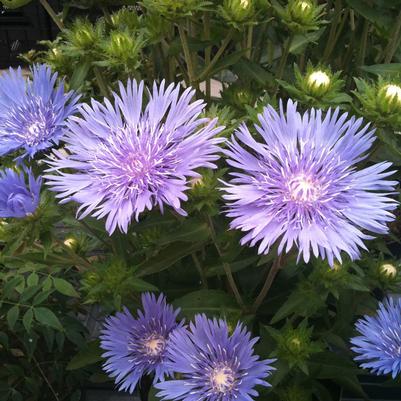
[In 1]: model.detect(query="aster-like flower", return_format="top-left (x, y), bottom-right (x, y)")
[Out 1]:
top-left (156, 314), bottom-right (275, 401)
top-left (221, 100), bottom-right (397, 266)
top-left (0, 168), bottom-right (42, 218)
top-left (351, 297), bottom-right (401, 378)
top-left (0, 64), bottom-right (79, 159)
top-left (45, 80), bottom-right (224, 234)
top-left (100, 293), bottom-right (182, 394)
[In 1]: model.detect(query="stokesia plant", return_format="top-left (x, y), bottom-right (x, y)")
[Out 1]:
top-left (0, 0), bottom-right (400, 400)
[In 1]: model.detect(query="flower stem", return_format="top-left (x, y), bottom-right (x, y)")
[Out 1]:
top-left (192, 252), bottom-right (208, 289)
top-left (384, 9), bottom-right (401, 63)
top-left (39, 0), bottom-right (64, 31)
top-left (33, 355), bottom-right (60, 401)
top-left (252, 255), bottom-right (283, 312)
top-left (275, 34), bottom-right (293, 90)
top-left (178, 24), bottom-right (195, 87)
top-left (206, 215), bottom-right (245, 309)
top-left (93, 66), bottom-right (110, 98)
top-left (197, 28), bottom-right (235, 83)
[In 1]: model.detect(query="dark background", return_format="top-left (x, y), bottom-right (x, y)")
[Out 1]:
top-left (0, 1), bottom-right (59, 68)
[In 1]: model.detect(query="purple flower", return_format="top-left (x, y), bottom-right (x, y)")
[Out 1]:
top-left (221, 100), bottom-right (397, 266)
top-left (45, 80), bottom-right (224, 234)
top-left (0, 64), bottom-right (79, 158)
top-left (0, 168), bottom-right (42, 218)
top-left (351, 297), bottom-right (401, 379)
top-left (100, 293), bottom-right (183, 394)
top-left (156, 314), bottom-right (275, 401)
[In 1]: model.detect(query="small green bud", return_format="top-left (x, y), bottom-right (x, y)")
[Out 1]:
top-left (307, 70), bottom-right (331, 94)
top-left (379, 263), bottom-right (397, 278)
top-left (221, 0), bottom-right (255, 25)
top-left (378, 83), bottom-right (401, 113)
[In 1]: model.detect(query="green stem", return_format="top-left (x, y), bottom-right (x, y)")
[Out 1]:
top-left (39, 0), bottom-right (64, 31)
top-left (203, 12), bottom-right (212, 100)
top-left (275, 34), bottom-right (293, 90)
top-left (33, 355), bottom-right (60, 401)
top-left (197, 28), bottom-right (235, 83)
top-left (384, 9), bottom-right (401, 63)
top-left (206, 215), bottom-right (245, 309)
top-left (358, 20), bottom-right (369, 66)
top-left (323, 0), bottom-right (342, 62)
top-left (178, 24), bottom-right (196, 87)
top-left (252, 255), bottom-right (283, 312)
top-left (93, 66), bottom-right (110, 98)
top-left (246, 25), bottom-right (253, 59)
top-left (192, 253), bottom-right (208, 289)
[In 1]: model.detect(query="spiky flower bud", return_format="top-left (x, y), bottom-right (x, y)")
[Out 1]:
top-left (220, 0), bottom-right (255, 26)
top-left (354, 77), bottom-right (401, 128)
top-left (379, 263), bottom-right (397, 278)
top-left (278, 63), bottom-right (351, 109)
top-left (273, 0), bottom-right (325, 33)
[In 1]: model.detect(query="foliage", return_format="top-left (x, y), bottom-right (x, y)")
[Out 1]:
top-left (1, 0), bottom-right (401, 399)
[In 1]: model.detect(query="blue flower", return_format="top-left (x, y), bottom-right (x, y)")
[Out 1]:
top-left (351, 297), bottom-right (401, 379)
top-left (0, 168), bottom-right (42, 218)
top-left (0, 64), bottom-right (79, 158)
top-left (221, 100), bottom-right (397, 266)
top-left (156, 314), bottom-right (275, 401)
top-left (45, 80), bottom-right (224, 234)
top-left (100, 293), bottom-right (183, 394)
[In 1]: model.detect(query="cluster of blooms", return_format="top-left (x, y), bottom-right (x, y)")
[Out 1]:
top-left (100, 293), bottom-right (276, 399)
top-left (0, 64), bottom-right (399, 384)
top-left (0, 65), bottom-right (78, 218)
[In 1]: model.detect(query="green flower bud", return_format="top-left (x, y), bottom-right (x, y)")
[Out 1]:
top-left (306, 70), bottom-right (331, 95)
top-left (64, 19), bottom-right (104, 56)
top-left (273, 0), bottom-right (325, 33)
top-left (353, 77), bottom-right (401, 128)
top-left (220, 0), bottom-right (255, 26)
top-left (379, 263), bottom-right (397, 278)
top-left (142, 0), bottom-right (207, 18)
top-left (278, 62), bottom-right (350, 109)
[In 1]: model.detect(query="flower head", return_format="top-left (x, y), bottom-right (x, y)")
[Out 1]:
top-left (351, 297), bottom-right (401, 378)
top-left (0, 64), bottom-right (79, 158)
top-left (307, 70), bottom-right (331, 90)
top-left (383, 84), bottom-right (401, 105)
top-left (45, 80), bottom-right (223, 234)
top-left (221, 100), bottom-right (397, 266)
top-left (156, 314), bottom-right (275, 401)
top-left (0, 168), bottom-right (42, 218)
top-left (100, 293), bottom-right (182, 394)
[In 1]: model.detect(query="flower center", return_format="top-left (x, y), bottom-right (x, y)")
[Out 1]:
top-left (287, 173), bottom-right (320, 203)
top-left (142, 334), bottom-right (166, 357)
top-left (210, 365), bottom-right (236, 394)
top-left (298, 1), bottom-right (311, 11)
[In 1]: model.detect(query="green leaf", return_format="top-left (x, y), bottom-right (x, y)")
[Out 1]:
top-left (20, 285), bottom-right (41, 303)
top-left (131, 278), bottom-right (158, 292)
top-left (290, 30), bottom-right (324, 55)
top-left (32, 290), bottom-right (53, 306)
top-left (34, 307), bottom-right (63, 331)
top-left (157, 219), bottom-right (210, 246)
top-left (27, 273), bottom-right (39, 287)
top-left (360, 63), bottom-right (401, 76)
top-left (67, 340), bottom-right (103, 370)
top-left (53, 278), bottom-right (79, 297)
top-left (172, 289), bottom-right (240, 319)
top-left (137, 241), bottom-right (206, 277)
top-left (7, 305), bottom-right (19, 330)
top-left (22, 308), bottom-right (33, 332)
top-left (69, 61), bottom-right (91, 90)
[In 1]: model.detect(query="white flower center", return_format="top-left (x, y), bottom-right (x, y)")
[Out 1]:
top-left (308, 71), bottom-right (331, 88)
top-left (384, 84), bottom-right (401, 104)
top-left (240, 0), bottom-right (249, 7)
top-left (210, 365), bottom-right (236, 394)
top-left (287, 174), bottom-right (319, 203)
top-left (142, 334), bottom-right (166, 356)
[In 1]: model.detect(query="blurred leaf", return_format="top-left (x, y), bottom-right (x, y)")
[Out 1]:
top-left (172, 289), bottom-right (240, 319)
top-left (53, 278), bottom-right (79, 298)
top-left (360, 63), bottom-right (401, 76)
top-left (7, 306), bottom-right (19, 330)
top-left (22, 308), bottom-right (33, 332)
top-left (34, 307), bottom-right (63, 331)
top-left (67, 340), bottom-right (102, 370)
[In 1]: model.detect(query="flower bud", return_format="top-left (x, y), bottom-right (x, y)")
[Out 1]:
top-left (307, 70), bottom-right (331, 93)
top-left (221, 0), bottom-right (255, 25)
top-left (64, 237), bottom-right (77, 249)
top-left (379, 263), bottom-right (397, 278)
